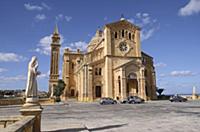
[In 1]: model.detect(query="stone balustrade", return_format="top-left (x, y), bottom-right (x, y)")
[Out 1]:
top-left (0, 116), bottom-right (35, 132)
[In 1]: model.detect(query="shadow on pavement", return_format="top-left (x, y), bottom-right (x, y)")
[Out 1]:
top-left (88, 123), bottom-right (127, 131)
top-left (43, 123), bottom-right (127, 132)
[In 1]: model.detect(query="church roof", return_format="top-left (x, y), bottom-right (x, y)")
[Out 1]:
top-left (105, 19), bottom-right (141, 30)
top-left (142, 51), bottom-right (153, 59)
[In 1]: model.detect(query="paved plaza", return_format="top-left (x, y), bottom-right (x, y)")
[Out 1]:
top-left (0, 100), bottom-right (200, 132)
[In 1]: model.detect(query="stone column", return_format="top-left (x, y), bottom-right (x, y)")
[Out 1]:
top-left (83, 65), bottom-right (88, 101)
top-left (139, 67), bottom-right (147, 100)
top-left (104, 57), bottom-right (113, 98)
top-left (88, 67), bottom-right (93, 101)
top-left (121, 69), bottom-right (127, 100)
top-left (151, 70), bottom-right (157, 100)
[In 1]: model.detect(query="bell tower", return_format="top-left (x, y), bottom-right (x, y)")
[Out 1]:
top-left (49, 25), bottom-right (61, 96)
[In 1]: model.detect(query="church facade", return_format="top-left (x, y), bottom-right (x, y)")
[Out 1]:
top-left (49, 18), bottom-right (157, 101)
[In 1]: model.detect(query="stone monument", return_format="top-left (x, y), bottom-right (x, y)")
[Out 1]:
top-left (20, 56), bottom-right (43, 132)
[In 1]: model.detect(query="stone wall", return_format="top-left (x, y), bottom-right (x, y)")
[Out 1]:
top-left (0, 98), bottom-right (54, 106)
top-left (0, 98), bottom-right (24, 105)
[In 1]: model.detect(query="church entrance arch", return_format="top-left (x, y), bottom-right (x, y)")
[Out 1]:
top-left (127, 73), bottom-right (138, 96)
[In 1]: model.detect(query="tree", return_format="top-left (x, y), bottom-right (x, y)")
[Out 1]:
top-left (53, 79), bottom-right (66, 102)
top-left (156, 87), bottom-right (164, 96)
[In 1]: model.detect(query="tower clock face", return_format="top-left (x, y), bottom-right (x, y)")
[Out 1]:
top-left (119, 42), bottom-right (128, 52)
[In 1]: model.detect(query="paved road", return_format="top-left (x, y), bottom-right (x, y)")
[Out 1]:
top-left (1, 100), bottom-right (200, 132)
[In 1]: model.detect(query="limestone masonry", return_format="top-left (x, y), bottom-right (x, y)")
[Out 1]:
top-left (49, 18), bottom-right (157, 101)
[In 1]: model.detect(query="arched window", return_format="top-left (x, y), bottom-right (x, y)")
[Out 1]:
top-left (122, 30), bottom-right (124, 37)
top-left (115, 32), bottom-right (117, 38)
top-left (129, 33), bottom-right (131, 40)
top-left (95, 68), bottom-right (98, 75)
top-left (99, 68), bottom-right (102, 75)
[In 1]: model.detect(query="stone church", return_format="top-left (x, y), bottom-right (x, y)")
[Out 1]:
top-left (49, 17), bottom-right (157, 101)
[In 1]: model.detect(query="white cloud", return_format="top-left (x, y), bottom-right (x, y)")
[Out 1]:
top-left (35, 34), bottom-right (64, 55)
top-left (0, 68), bottom-right (7, 73)
top-left (128, 13), bottom-right (159, 41)
top-left (142, 13), bottom-right (149, 17)
top-left (170, 70), bottom-right (197, 77)
top-left (35, 14), bottom-right (46, 21)
top-left (65, 16), bottom-right (72, 22)
top-left (24, 3), bottom-right (43, 11)
top-left (159, 74), bottom-right (166, 77)
top-left (104, 16), bottom-right (108, 21)
top-left (41, 2), bottom-right (51, 10)
top-left (35, 35), bottom-right (52, 55)
top-left (38, 71), bottom-right (49, 79)
top-left (69, 41), bottom-right (88, 51)
top-left (56, 14), bottom-right (72, 22)
top-left (179, 0), bottom-right (200, 16)
top-left (0, 52), bottom-right (26, 62)
top-left (141, 28), bottom-right (156, 41)
top-left (0, 75), bottom-right (26, 83)
top-left (24, 3), bottom-right (51, 11)
top-left (127, 18), bottom-right (134, 23)
top-left (56, 14), bottom-right (63, 21)
top-left (154, 62), bottom-right (167, 68)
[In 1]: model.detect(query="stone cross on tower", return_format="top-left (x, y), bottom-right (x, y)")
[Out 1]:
top-left (49, 25), bottom-right (61, 97)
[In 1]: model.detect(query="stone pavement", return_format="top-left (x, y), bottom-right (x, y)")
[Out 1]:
top-left (0, 100), bottom-right (200, 132)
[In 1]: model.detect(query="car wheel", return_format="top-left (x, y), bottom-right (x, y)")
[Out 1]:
top-left (131, 101), bottom-right (135, 104)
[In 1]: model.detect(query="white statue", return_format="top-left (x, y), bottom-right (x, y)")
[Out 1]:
top-left (25, 56), bottom-right (41, 102)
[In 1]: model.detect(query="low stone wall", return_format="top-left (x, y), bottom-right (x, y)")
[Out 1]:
top-left (39, 98), bottom-right (55, 104)
top-left (0, 98), bottom-right (24, 106)
top-left (0, 116), bottom-right (35, 132)
top-left (0, 98), bottom-right (55, 106)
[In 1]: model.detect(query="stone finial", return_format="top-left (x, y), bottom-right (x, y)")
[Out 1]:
top-left (95, 26), bottom-right (103, 37)
top-left (52, 24), bottom-right (60, 44)
top-left (54, 24), bottom-right (59, 35)
top-left (120, 14), bottom-right (125, 21)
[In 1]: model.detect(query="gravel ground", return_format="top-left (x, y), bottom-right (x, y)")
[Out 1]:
top-left (0, 100), bottom-right (200, 132)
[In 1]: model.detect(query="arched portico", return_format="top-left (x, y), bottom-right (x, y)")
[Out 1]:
top-left (126, 73), bottom-right (139, 96)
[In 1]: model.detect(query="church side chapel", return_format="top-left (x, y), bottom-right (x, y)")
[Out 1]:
top-left (49, 17), bottom-right (157, 101)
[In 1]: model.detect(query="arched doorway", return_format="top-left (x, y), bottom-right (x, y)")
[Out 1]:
top-left (95, 86), bottom-right (101, 98)
top-left (127, 73), bottom-right (138, 96)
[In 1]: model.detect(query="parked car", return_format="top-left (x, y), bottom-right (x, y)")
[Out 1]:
top-left (121, 96), bottom-right (145, 104)
top-left (169, 95), bottom-right (187, 102)
top-left (100, 97), bottom-right (117, 105)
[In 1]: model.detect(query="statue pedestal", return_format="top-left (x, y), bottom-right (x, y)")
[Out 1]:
top-left (20, 99), bottom-right (43, 132)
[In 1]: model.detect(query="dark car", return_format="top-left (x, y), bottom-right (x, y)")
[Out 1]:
top-left (121, 96), bottom-right (145, 104)
top-left (169, 95), bottom-right (187, 102)
top-left (100, 97), bottom-right (117, 105)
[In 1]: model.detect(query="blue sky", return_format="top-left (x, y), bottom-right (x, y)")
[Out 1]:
top-left (0, 0), bottom-right (200, 94)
